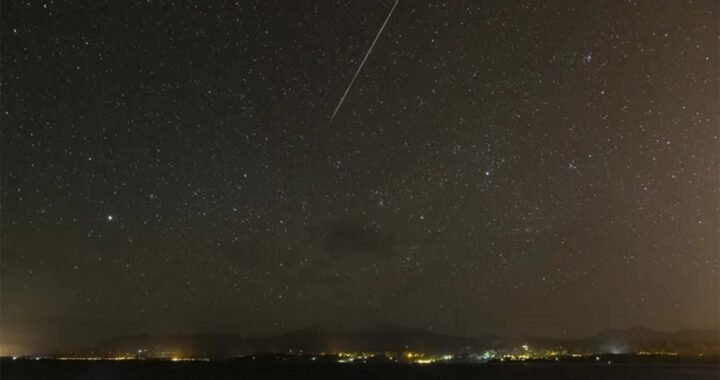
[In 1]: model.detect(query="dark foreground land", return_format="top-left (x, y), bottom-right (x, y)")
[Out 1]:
top-left (2, 360), bottom-right (719, 380)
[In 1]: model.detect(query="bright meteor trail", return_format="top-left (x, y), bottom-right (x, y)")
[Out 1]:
top-left (330, 0), bottom-right (400, 122)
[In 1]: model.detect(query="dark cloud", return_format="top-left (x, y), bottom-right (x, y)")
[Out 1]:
top-left (323, 219), bottom-right (395, 259)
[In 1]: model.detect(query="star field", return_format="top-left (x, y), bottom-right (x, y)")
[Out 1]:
top-left (1, 0), bottom-right (718, 354)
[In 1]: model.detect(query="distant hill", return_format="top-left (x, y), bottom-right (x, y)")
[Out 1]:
top-left (100, 326), bottom-right (499, 358)
top-left (590, 326), bottom-right (720, 354)
top-left (91, 326), bottom-right (718, 359)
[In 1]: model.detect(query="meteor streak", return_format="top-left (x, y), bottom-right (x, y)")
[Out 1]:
top-left (330, 0), bottom-right (400, 122)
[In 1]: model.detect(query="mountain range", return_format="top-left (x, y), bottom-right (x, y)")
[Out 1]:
top-left (91, 326), bottom-right (719, 358)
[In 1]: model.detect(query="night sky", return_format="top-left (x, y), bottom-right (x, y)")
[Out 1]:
top-left (1, 0), bottom-right (718, 355)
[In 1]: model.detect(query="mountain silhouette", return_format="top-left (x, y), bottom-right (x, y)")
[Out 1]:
top-left (86, 326), bottom-right (720, 359)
